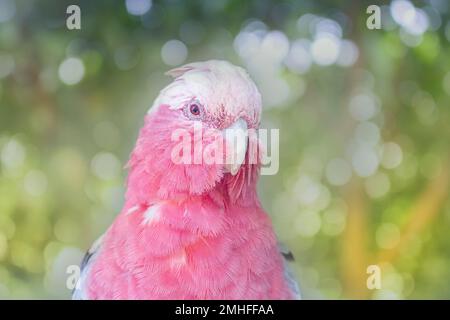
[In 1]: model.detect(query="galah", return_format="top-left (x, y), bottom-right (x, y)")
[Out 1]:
top-left (73, 60), bottom-right (300, 300)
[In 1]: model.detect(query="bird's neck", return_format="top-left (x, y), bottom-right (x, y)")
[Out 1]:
top-left (123, 175), bottom-right (260, 216)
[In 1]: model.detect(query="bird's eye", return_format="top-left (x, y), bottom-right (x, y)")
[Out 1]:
top-left (190, 104), bottom-right (201, 116)
top-left (184, 101), bottom-right (204, 120)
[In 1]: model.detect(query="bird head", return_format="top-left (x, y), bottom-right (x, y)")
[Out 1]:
top-left (126, 60), bottom-right (263, 206)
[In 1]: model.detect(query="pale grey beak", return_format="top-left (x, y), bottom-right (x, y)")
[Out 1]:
top-left (223, 118), bottom-right (248, 175)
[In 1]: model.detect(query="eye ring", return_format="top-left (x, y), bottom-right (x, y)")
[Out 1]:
top-left (184, 100), bottom-right (204, 120)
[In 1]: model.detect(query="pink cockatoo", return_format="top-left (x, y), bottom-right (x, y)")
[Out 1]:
top-left (73, 60), bottom-right (300, 300)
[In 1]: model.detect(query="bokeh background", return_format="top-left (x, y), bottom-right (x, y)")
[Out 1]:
top-left (0, 0), bottom-right (450, 299)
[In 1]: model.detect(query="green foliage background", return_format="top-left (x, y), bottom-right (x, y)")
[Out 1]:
top-left (0, 0), bottom-right (450, 299)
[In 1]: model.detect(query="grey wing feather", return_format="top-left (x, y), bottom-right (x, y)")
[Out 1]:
top-left (279, 242), bottom-right (302, 300)
top-left (72, 234), bottom-right (105, 300)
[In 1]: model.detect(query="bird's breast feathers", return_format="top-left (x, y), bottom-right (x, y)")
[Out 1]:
top-left (75, 201), bottom-right (298, 299)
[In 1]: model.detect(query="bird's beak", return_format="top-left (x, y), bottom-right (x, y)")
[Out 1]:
top-left (223, 118), bottom-right (248, 175)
